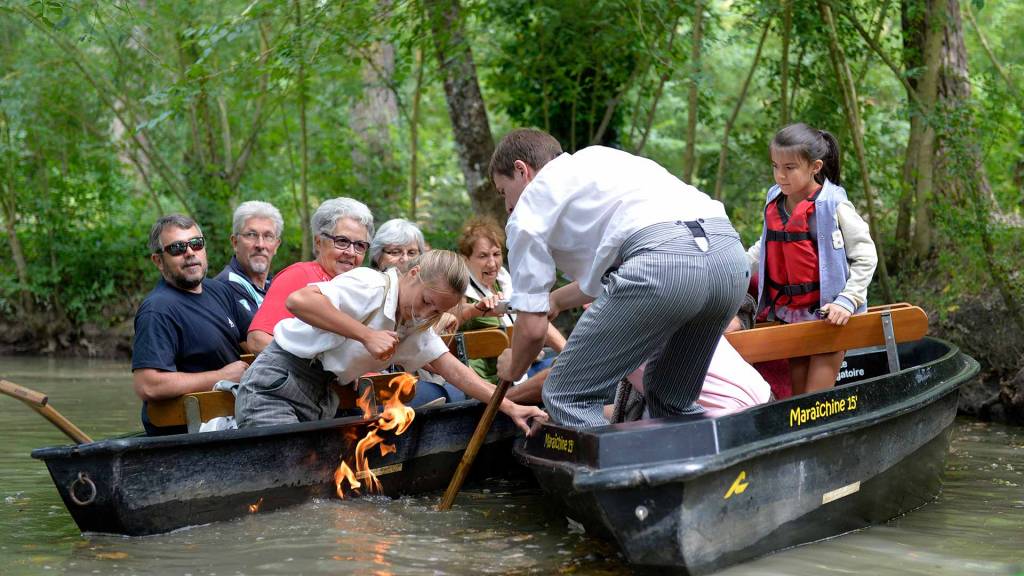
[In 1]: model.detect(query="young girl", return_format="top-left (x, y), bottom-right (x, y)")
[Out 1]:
top-left (235, 250), bottom-right (547, 433)
top-left (748, 123), bottom-right (878, 395)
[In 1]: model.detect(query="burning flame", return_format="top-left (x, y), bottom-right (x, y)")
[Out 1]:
top-left (248, 497), bottom-right (263, 513)
top-left (335, 374), bottom-right (417, 499)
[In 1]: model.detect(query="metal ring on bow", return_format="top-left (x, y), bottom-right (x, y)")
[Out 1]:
top-left (68, 472), bottom-right (97, 506)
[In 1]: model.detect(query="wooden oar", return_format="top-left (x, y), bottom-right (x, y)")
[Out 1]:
top-left (438, 378), bottom-right (512, 511)
top-left (0, 379), bottom-right (92, 444)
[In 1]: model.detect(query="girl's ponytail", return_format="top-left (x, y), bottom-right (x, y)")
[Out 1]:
top-left (818, 130), bottom-right (842, 186)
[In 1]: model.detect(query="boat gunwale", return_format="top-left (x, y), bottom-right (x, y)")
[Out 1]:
top-left (517, 336), bottom-right (979, 492)
top-left (30, 398), bottom-right (490, 461)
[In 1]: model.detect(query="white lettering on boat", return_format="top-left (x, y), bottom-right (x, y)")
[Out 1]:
top-left (822, 481), bottom-right (861, 504)
top-left (789, 394), bottom-right (859, 427)
top-left (835, 361), bottom-right (866, 383)
top-left (544, 433), bottom-right (575, 454)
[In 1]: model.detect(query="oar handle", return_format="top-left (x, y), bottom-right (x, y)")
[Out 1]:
top-left (0, 379), bottom-right (48, 406)
top-left (438, 379), bottom-right (513, 511)
top-left (0, 378), bottom-right (93, 444)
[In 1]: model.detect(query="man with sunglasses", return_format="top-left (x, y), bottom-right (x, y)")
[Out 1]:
top-left (132, 214), bottom-right (252, 435)
top-left (215, 201), bottom-right (284, 322)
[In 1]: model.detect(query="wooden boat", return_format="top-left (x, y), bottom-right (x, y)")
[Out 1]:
top-left (515, 306), bottom-right (978, 574)
top-left (26, 329), bottom-right (521, 536)
top-left (31, 396), bottom-right (520, 536)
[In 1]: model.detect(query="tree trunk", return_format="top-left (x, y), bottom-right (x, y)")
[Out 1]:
top-left (779, 0), bottom-right (792, 127)
top-left (713, 21), bottom-right (769, 201)
top-left (294, 0), bottom-right (312, 260)
top-left (934, 0), bottom-right (1024, 331)
top-left (409, 46), bottom-right (425, 221)
top-left (682, 0), bottom-right (703, 181)
top-left (911, 0), bottom-right (942, 263)
top-left (424, 0), bottom-right (505, 223)
top-left (819, 1), bottom-right (894, 303)
top-left (349, 2), bottom-right (401, 216)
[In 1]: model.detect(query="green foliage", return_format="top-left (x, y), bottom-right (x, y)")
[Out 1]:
top-left (0, 0), bottom-right (1022, 345)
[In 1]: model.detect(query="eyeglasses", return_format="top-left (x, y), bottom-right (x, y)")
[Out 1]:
top-left (156, 236), bottom-right (205, 257)
top-left (238, 231), bottom-right (279, 243)
top-left (321, 232), bottom-right (370, 254)
top-left (382, 247), bottom-right (421, 259)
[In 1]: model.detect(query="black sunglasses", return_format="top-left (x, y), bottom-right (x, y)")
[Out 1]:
top-left (320, 232), bottom-right (370, 254)
top-left (156, 236), bottom-right (206, 257)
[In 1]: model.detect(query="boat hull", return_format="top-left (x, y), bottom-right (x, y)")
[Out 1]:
top-left (32, 400), bottom-right (518, 536)
top-left (516, 337), bottom-right (978, 574)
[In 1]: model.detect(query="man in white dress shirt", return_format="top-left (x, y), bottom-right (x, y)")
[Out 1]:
top-left (492, 128), bottom-right (749, 428)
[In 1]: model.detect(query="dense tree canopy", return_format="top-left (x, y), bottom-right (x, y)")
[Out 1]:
top-left (0, 0), bottom-right (1022, 370)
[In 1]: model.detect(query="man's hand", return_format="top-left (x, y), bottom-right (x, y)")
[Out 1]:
top-left (221, 360), bottom-right (250, 382)
top-left (500, 401), bottom-right (548, 435)
top-left (819, 303), bottom-right (852, 326)
top-left (361, 329), bottom-right (400, 360)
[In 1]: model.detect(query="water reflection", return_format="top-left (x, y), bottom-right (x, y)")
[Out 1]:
top-left (1, 356), bottom-right (1022, 575)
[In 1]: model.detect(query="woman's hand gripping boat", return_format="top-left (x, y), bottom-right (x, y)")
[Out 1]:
top-left (515, 303), bottom-right (979, 574)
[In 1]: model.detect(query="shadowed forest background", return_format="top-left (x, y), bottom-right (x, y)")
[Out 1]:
top-left (1, 0), bottom-right (1022, 419)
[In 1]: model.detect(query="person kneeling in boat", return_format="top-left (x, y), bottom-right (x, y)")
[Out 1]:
top-left (234, 249), bottom-right (547, 434)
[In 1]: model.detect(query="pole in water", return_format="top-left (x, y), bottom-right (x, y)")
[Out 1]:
top-left (438, 379), bottom-right (513, 511)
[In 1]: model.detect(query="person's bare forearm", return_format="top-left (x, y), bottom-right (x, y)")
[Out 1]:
top-left (544, 322), bottom-right (566, 352)
top-left (133, 367), bottom-right (234, 402)
top-left (247, 330), bottom-right (272, 354)
top-left (502, 312), bottom-right (547, 382)
top-left (550, 282), bottom-right (593, 315)
top-left (286, 285), bottom-right (371, 343)
top-left (432, 353), bottom-right (519, 412)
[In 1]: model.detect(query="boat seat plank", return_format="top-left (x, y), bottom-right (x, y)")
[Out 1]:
top-left (726, 305), bottom-right (928, 364)
top-left (442, 328), bottom-right (510, 360)
top-left (145, 328), bottom-right (512, 432)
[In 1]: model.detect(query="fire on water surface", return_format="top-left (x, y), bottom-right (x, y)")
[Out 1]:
top-left (334, 373), bottom-right (418, 499)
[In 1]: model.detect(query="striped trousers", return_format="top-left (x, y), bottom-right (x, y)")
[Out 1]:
top-left (542, 218), bottom-right (749, 428)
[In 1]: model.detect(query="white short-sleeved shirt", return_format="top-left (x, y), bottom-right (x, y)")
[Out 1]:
top-left (273, 267), bottom-right (449, 383)
top-left (506, 146), bottom-right (727, 312)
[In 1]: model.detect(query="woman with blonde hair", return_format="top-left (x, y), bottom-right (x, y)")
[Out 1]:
top-left (235, 250), bottom-right (546, 432)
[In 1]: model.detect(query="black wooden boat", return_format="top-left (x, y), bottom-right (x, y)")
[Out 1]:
top-left (515, 337), bottom-right (978, 574)
top-left (31, 399), bottom-right (519, 536)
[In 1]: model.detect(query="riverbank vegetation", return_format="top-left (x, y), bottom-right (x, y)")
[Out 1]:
top-left (1, 1), bottom-right (1021, 419)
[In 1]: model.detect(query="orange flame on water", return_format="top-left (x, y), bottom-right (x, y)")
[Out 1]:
top-left (248, 497), bottom-right (263, 513)
top-left (335, 374), bottom-right (417, 499)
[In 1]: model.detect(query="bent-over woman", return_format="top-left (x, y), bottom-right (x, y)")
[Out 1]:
top-left (235, 250), bottom-right (547, 433)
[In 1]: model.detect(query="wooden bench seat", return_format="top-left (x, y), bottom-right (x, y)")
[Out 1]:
top-left (726, 304), bottom-right (928, 364)
top-left (146, 328), bottom-right (512, 433)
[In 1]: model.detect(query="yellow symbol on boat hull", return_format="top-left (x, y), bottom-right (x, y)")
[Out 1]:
top-left (724, 471), bottom-right (749, 499)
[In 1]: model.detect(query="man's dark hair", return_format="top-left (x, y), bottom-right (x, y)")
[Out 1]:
top-left (148, 214), bottom-right (199, 254)
top-left (489, 128), bottom-right (563, 179)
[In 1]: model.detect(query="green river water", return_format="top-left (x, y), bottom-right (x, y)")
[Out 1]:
top-left (1, 356), bottom-right (1022, 575)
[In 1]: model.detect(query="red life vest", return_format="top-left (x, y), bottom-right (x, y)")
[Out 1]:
top-left (761, 192), bottom-right (821, 318)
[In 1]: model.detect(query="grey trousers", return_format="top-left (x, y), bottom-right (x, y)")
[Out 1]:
top-left (542, 218), bottom-right (749, 428)
top-left (235, 340), bottom-right (339, 428)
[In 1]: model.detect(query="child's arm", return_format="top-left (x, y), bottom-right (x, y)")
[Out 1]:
top-left (833, 201), bottom-right (878, 314)
top-left (746, 239), bottom-right (761, 273)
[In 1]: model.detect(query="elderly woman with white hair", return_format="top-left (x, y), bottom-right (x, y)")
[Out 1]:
top-left (369, 218), bottom-right (425, 271)
top-left (247, 197), bottom-right (375, 354)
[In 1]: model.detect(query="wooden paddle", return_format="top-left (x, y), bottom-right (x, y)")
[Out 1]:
top-left (0, 379), bottom-right (93, 444)
top-left (438, 378), bottom-right (513, 511)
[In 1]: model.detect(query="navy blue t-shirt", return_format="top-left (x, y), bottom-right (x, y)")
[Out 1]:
top-left (132, 278), bottom-right (251, 435)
